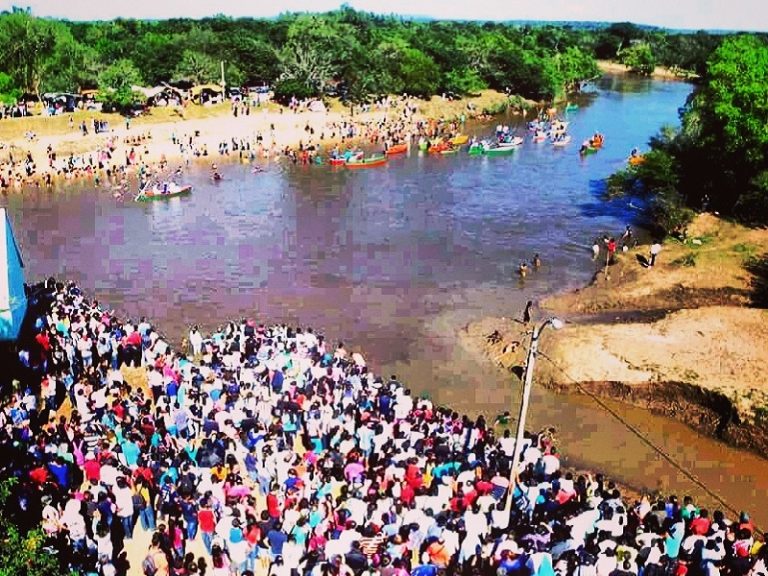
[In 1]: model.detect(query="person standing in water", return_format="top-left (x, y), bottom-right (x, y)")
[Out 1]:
top-left (532, 254), bottom-right (542, 268)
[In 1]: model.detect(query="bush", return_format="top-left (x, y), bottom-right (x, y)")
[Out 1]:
top-left (272, 78), bottom-right (319, 104)
top-left (733, 171), bottom-right (768, 226)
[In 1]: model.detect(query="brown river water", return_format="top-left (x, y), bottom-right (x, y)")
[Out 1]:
top-left (4, 76), bottom-right (768, 525)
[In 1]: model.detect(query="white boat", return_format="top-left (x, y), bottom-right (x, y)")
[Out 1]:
top-left (135, 181), bottom-right (193, 202)
top-left (497, 136), bottom-right (524, 148)
top-left (552, 135), bottom-right (572, 147)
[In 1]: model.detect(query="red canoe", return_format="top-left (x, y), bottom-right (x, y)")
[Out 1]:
top-left (345, 155), bottom-right (387, 169)
top-left (385, 143), bottom-right (408, 155)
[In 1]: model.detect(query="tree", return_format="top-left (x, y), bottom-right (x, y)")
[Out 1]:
top-left (0, 478), bottom-right (58, 576)
top-left (98, 58), bottom-right (144, 112)
top-left (272, 78), bottom-right (317, 103)
top-left (0, 72), bottom-right (21, 105)
top-left (699, 35), bottom-right (768, 167)
top-left (557, 46), bottom-right (599, 92)
top-left (42, 23), bottom-right (99, 92)
top-left (443, 67), bottom-right (486, 95)
top-left (132, 31), bottom-right (184, 85)
top-left (173, 50), bottom-right (219, 85)
top-left (618, 41), bottom-right (657, 75)
top-left (277, 15), bottom-right (345, 94)
top-left (0, 11), bottom-right (57, 99)
top-left (397, 48), bottom-right (440, 97)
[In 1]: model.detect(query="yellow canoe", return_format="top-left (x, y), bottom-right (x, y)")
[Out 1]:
top-left (451, 134), bottom-right (469, 146)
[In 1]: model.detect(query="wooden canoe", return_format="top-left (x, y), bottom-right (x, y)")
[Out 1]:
top-left (385, 143), bottom-right (408, 155)
top-left (346, 155), bottom-right (387, 168)
top-left (135, 184), bottom-right (192, 202)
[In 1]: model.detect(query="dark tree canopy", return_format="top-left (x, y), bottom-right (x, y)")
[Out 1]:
top-left (0, 7), bottom-right (735, 104)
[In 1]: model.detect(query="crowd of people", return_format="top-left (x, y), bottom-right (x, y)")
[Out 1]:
top-left (0, 92), bottom-right (496, 190)
top-left (1, 278), bottom-right (764, 576)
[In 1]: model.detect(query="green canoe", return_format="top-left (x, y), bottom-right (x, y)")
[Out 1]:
top-left (468, 146), bottom-right (484, 156)
top-left (135, 184), bottom-right (193, 202)
top-left (484, 146), bottom-right (515, 156)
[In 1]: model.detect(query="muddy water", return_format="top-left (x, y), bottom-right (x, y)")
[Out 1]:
top-left (4, 76), bottom-right (768, 524)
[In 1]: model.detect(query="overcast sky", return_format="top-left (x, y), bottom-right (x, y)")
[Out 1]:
top-left (13, 0), bottom-right (768, 32)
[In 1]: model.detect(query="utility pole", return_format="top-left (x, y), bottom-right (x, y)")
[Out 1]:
top-left (504, 317), bottom-right (564, 512)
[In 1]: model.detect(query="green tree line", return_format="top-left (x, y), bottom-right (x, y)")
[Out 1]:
top-left (609, 34), bottom-right (768, 231)
top-left (0, 6), bottom-right (739, 108)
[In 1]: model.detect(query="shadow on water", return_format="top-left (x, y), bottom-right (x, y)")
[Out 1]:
top-left (577, 178), bottom-right (644, 227)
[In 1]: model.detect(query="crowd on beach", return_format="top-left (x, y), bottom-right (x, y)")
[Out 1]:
top-left (0, 93), bottom-right (485, 191)
top-left (1, 278), bottom-right (764, 576)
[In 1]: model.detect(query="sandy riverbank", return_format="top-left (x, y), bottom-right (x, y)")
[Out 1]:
top-left (464, 214), bottom-right (768, 454)
top-left (597, 60), bottom-right (699, 81)
top-left (0, 90), bottom-right (514, 186)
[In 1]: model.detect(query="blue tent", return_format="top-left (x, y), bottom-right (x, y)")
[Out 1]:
top-left (0, 208), bottom-right (27, 341)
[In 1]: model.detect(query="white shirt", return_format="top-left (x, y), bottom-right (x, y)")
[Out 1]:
top-left (113, 485), bottom-right (134, 518)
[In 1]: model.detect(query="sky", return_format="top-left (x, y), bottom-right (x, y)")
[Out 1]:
top-left (10, 0), bottom-right (768, 32)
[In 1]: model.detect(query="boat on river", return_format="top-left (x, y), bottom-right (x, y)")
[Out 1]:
top-left (385, 143), bottom-right (408, 156)
top-left (428, 141), bottom-right (451, 154)
top-left (345, 155), bottom-right (387, 169)
top-left (628, 154), bottom-right (646, 166)
top-left (484, 145), bottom-right (516, 157)
top-left (450, 134), bottom-right (469, 146)
top-left (497, 136), bottom-right (524, 149)
top-left (329, 157), bottom-right (347, 166)
top-left (552, 135), bottom-right (572, 148)
top-left (135, 182), bottom-right (192, 202)
top-left (468, 142), bottom-right (485, 156)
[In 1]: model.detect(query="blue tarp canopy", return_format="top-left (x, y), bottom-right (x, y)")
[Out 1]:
top-left (0, 208), bottom-right (27, 341)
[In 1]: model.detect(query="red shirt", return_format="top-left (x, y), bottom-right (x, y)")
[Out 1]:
top-left (36, 332), bottom-right (51, 352)
top-left (30, 466), bottom-right (48, 484)
top-left (400, 482), bottom-right (415, 505)
top-left (405, 464), bottom-right (422, 489)
top-left (690, 517), bottom-right (711, 535)
top-left (83, 459), bottom-right (101, 482)
top-left (266, 493), bottom-right (281, 519)
top-left (198, 508), bottom-right (216, 533)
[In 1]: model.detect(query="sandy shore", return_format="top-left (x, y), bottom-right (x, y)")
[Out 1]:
top-left (465, 214), bottom-right (768, 454)
top-left (0, 90), bottom-right (515, 189)
top-left (597, 60), bottom-right (699, 81)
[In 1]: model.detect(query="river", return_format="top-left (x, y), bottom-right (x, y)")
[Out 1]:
top-left (4, 75), bottom-right (768, 525)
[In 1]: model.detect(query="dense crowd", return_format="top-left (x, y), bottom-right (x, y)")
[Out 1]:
top-left (1, 279), bottom-right (764, 576)
top-left (0, 93), bottom-right (486, 190)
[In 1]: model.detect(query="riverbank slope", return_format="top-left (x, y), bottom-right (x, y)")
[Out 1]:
top-left (464, 214), bottom-right (768, 454)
